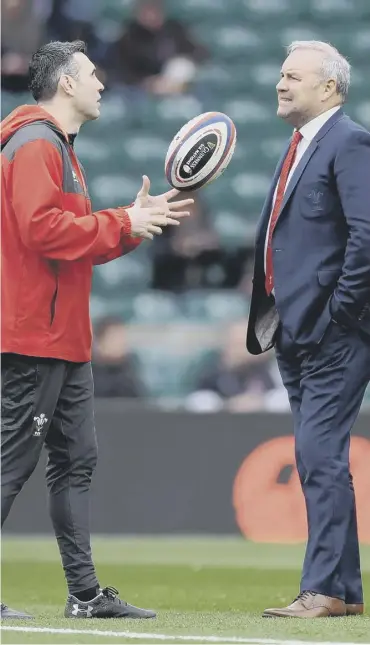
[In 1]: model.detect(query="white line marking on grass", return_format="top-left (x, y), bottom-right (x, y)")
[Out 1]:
top-left (1, 627), bottom-right (369, 645)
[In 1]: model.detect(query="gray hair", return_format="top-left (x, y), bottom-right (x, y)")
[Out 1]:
top-left (286, 40), bottom-right (351, 102)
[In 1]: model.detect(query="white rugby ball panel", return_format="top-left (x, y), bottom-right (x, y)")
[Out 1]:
top-left (165, 111), bottom-right (236, 190)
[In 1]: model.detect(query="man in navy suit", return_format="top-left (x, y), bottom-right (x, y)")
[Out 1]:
top-left (247, 40), bottom-right (370, 618)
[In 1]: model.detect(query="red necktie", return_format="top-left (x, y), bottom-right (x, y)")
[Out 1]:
top-left (265, 130), bottom-right (303, 295)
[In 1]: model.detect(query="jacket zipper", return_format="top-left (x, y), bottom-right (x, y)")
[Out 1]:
top-left (50, 279), bottom-right (59, 326)
top-left (69, 148), bottom-right (88, 197)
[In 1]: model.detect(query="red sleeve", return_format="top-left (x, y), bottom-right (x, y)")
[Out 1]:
top-left (10, 139), bottom-right (132, 261)
top-left (92, 237), bottom-right (142, 265)
top-left (92, 203), bottom-right (142, 265)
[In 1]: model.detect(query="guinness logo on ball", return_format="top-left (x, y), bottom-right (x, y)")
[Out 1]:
top-left (179, 133), bottom-right (218, 179)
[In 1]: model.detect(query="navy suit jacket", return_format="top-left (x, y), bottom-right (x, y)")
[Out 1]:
top-left (247, 108), bottom-right (370, 355)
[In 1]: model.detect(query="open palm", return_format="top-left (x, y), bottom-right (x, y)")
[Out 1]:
top-left (135, 175), bottom-right (193, 221)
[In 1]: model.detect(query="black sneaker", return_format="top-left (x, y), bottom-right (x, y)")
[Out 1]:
top-left (1, 602), bottom-right (33, 619)
top-left (65, 586), bottom-right (156, 619)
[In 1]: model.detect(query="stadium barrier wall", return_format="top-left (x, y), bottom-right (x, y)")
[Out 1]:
top-left (4, 402), bottom-right (370, 544)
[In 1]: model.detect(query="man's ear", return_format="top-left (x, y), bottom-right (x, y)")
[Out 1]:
top-left (323, 78), bottom-right (337, 100)
top-left (59, 74), bottom-right (75, 96)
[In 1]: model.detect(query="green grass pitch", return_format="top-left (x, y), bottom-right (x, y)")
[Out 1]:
top-left (1, 537), bottom-right (370, 644)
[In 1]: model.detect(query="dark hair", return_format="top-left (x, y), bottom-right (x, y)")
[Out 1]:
top-left (28, 40), bottom-right (87, 102)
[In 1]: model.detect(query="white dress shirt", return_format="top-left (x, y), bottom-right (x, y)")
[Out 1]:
top-left (264, 106), bottom-right (341, 286)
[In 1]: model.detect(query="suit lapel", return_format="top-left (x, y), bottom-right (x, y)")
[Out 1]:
top-left (254, 107), bottom-right (346, 248)
top-left (279, 139), bottom-right (318, 213)
top-left (278, 108), bottom-right (345, 218)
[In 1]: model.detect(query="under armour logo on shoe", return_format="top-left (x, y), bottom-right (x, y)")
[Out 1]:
top-left (72, 603), bottom-right (93, 617)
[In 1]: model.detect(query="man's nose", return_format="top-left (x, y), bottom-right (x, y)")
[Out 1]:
top-left (276, 77), bottom-right (287, 92)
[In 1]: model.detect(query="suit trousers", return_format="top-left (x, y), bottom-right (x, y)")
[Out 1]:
top-left (1, 353), bottom-right (99, 594)
top-left (275, 320), bottom-right (370, 602)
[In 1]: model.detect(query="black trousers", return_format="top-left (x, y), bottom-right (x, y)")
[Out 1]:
top-left (1, 353), bottom-right (99, 594)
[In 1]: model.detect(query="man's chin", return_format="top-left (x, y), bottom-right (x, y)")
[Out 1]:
top-left (86, 109), bottom-right (100, 122)
top-left (277, 104), bottom-right (292, 119)
top-left (277, 104), bottom-right (300, 125)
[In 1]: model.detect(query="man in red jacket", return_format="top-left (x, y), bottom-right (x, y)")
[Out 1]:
top-left (1, 40), bottom-right (193, 620)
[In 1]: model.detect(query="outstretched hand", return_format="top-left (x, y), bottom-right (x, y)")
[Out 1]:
top-left (127, 175), bottom-right (194, 241)
top-left (136, 175), bottom-right (194, 216)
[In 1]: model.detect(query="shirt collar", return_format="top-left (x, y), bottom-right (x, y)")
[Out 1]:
top-left (298, 106), bottom-right (341, 142)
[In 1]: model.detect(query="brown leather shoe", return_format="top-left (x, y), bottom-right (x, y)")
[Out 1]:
top-left (346, 603), bottom-right (364, 616)
top-left (263, 591), bottom-right (346, 618)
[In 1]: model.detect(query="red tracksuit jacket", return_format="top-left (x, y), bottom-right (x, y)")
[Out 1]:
top-left (1, 105), bottom-right (141, 362)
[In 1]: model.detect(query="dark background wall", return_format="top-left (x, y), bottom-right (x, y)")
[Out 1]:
top-left (4, 403), bottom-right (370, 542)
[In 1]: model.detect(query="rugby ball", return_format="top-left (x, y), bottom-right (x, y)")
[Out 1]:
top-left (165, 111), bottom-right (236, 191)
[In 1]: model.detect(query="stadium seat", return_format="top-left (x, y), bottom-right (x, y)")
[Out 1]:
top-left (212, 211), bottom-right (257, 248)
top-left (93, 250), bottom-right (152, 295)
top-left (357, 0), bottom-right (370, 16)
top-left (130, 291), bottom-right (184, 323)
top-left (1, 92), bottom-right (18, 119)
top-left (259, 137), bottom-right (288, 167)
top-left (89, 293), bottom-right (135, 323)
top-left (250, 62), bottom-right (281, 89)
top-left (182, 290), bottom-right (249, 323)
top-left (309, 0), bottom-right (359, 22)
top-left (203, 176), bottom-right (265, 225)
top-left (155, 95), bottom-right (205, 126)
top-left (120, 134), bottom-right (169, 176)
top-left (351, 28), bottom-right (370, 62)
top-left (97, 0), bottom-right (134, 22)
top-left (133, 346), bottom-right (219, 398)
top-left (231, 171), bottom-right (271, 200)
top-left (348, 66), bottom-right (367, 92)
top-left (192, 24), bottom-right (266, 62)
top-left (218, 98), bottom-right (275, 129)
top-left (75, 136), bottom-right (112, 170)
top-left (168, 0), bottom-right (231, 23)
top-left (355, 102), bottom-right (370, 130)
top-left (90, 174), bottom-right (139, 210)
top-left (96, 94), bottom-right (128, 125)
top-left (1, 91), bottom-right (32, 119)
top-left (195, 63), bottom-right (254, 97)
top-left (279, 25), bottom-right (324, 49)
top-left (243, 0), bottom-right (303, 23)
